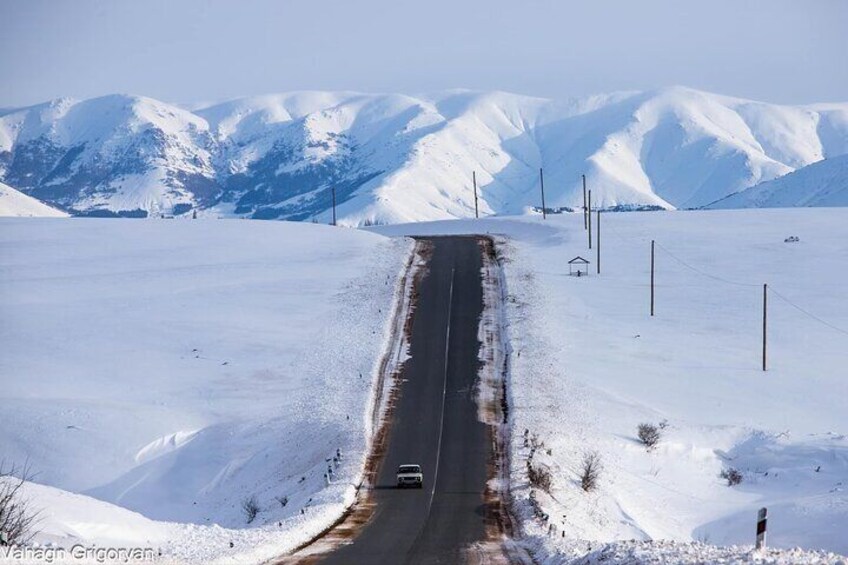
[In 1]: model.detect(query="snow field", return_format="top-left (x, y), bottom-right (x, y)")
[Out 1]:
top-left (0, 217), bottom-right (413, 563)
top-left (496, 209), bottom-right (848, 559)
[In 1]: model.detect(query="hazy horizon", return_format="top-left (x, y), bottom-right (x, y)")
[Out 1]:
top-left (2, 0), bottom-right (846, 108)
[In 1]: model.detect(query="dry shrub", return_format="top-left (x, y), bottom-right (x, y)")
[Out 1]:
top-left (637, 423), bottom-right (661, 449)
top-left (527, 461), bottom-right (553, 492)
top-left (242, 495), bottom-right (260, 524)
top-left (1, 461), bottom-right (40, 545)
top-left (720, 467), bottom-right (743, 486)
top-left (580, 451), bottom-right (602, 492)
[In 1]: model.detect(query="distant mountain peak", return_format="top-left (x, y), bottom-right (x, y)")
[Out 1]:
top-left (1, 88), bottom-right (846, 223)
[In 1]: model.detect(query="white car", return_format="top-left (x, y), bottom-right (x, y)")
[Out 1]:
top-left (396, 464), bottom-right (423, 488)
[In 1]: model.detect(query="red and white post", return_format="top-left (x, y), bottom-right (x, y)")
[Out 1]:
top-left (756, 507), bottom-right (767, 549)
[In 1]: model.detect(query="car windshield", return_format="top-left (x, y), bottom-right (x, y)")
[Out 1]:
top-left (398, 465), bottom-right (420, 474)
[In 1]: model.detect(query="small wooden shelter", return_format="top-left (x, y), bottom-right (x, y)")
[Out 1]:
top-left (568, 256), bottom-right (590, 277)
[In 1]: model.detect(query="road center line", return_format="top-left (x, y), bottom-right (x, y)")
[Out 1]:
top-left (427, 265), bottom-right (454, 513)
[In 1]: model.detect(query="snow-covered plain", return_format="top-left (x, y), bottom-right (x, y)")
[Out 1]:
top-left (0, 218), bottom-right (411, 563)
top-left (374, 207), bottom-right (848, 562)
top-left (2, 208), bottom-right (846, 564)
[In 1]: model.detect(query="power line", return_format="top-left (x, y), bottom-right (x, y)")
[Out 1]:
top-left (767, 286), bottom-right (848, 336)
top-left (653, 242), bottom-right (761, 288)
top-left (592, 216), bottom-right (848, 339)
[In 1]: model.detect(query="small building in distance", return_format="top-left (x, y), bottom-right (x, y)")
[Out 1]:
top-left (569, 256), bottom-right (590, 277)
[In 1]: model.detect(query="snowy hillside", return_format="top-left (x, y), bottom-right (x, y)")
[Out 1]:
top-left (375, 208), bottom-right (848, 560)
top-left (0, 218), bottom-right (411, 563)
top-left (2, 88), bottom-right (846, 223)
top-left (708, 153), bottom-right (848, 208)
top-left (0, 180), bottom-right (68, 217)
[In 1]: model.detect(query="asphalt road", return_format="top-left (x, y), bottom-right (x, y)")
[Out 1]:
top-left (321, 236), bottom-right (491, 565)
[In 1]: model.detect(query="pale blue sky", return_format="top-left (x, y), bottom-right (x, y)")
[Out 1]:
top-left (1, 0), bottom-right (846, 108)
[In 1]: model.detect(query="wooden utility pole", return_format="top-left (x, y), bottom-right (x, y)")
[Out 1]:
top-left (539, 168), bottom-right (547, 220)
top-left (650, 240), bottom-right (655, 317)
top-left (331, 186), bottom-right (337, 226)
top-left (588, 190), bottom-right (592, 249)
top-left (582, 174), bottom-right (588, 230)
top-left (763, 284), bottom-right (768, 371)
top-left (472, 170), bottom-right (479, 219)
top-left (596, 210), bottom-right (601, 274)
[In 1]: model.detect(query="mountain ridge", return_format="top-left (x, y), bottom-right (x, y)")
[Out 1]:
top-left (707, 153), bottom-right (848, 209)
top-left (0, 180), bottom-right (69, 217)
top-left (2, 87), bottom-right (846, 223)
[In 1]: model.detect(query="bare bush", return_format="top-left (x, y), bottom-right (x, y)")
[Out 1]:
top-left (637, 423), bottom-right (661, 449)
top-left (720, 467), bottom-right (743, 486)
top-left (527, 462), bottom-right (553, 493)
top-left (1, 461), bottom-right (40, 545)
top-left (242, 495), bottom-right (260, 524)
top-left (529, 433), bottom-right (543, 450)
top-left (580, 451), bottom-right (602, 492)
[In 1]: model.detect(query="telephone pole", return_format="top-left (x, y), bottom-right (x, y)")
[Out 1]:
top-left (588, 190), bottom-right (592, 249)
top-left (331, 186), bottom-right (336, 226)
top-left (539, 168), bottom-right (547, 220)
top-left (763, 284), bottom-right (768, 371)
top-left (650, 240), bottom-right (655, 317)
top-left (472, 170), bottom-right (479, 219)
top-left (582, 174), bottom-right (588, 230)
top-left (596, 210), bottom-right (601, 274)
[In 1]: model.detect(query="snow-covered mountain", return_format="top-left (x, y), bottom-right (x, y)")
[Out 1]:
top-left (2, 87), bottom-right (846, 223)
top-left (0, 95), bottom-right (218, 217)
top-left (707, 153), bottom-right (848, 209)
top-left (0, 180), bottom-right (68, 217)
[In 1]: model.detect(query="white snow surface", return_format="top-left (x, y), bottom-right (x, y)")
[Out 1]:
top-left (2, 209), bottom-right (846, 564)
top-left (709, 154), bottom-right (848, 209)
top-left (0, 218), bottom-right (412, 563)
top-left (3, 87), bottom-right (847, 221)
top-left (0, 181), bottom-right (68, 217)
top-left (373, 208), bottom-right (848, 562)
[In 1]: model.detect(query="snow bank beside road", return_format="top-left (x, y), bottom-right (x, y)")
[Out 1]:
top-left (0, 218), bottom-right (412, 562)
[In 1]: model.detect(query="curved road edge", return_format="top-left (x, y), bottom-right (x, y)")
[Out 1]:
top-left (270, 239), bottom-right (432, 564)
top-left (473, 237), bottom-right (533, 564)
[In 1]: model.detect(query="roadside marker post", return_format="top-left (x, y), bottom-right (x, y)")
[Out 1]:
top-left (756, 507), bottom-right (767, 549)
